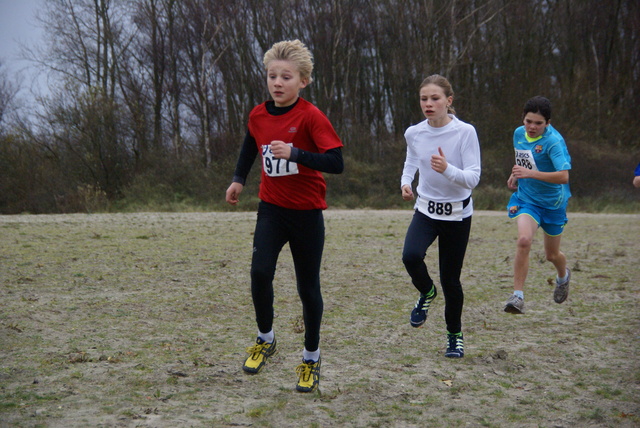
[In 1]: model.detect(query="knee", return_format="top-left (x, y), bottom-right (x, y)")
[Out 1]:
top-left (441, 281), bottom-right (464, 302)
top-left (516, 235), bottom-right (533, 251)
top-left (402, 250), bottom-right (423, 268)
top-left (546, 251), bottom-right (562, 264)
top-left (297, 281), bottom-right (322, 303)
top-left (251, 265), bottom-right (275, 284)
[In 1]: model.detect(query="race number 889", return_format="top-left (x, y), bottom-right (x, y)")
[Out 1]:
top-left (428, 200), bottom-right (453, 216)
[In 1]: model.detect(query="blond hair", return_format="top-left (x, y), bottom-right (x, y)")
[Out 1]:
top-left (263, 39), bottom-right (314, 84)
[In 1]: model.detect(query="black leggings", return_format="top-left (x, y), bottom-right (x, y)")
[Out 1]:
top-left (250, 201), bottom-right (324, 352)
top-left (402, 210), bottom-right (472, 334)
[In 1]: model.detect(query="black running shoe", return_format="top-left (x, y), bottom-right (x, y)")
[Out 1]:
top-left (410, 288), bottom-right (437, 328)
top-left (445, 332), bottom-right (464, 358)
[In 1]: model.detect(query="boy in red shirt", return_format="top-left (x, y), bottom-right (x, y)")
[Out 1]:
top-left (226, 39), bottom-right (343, 393)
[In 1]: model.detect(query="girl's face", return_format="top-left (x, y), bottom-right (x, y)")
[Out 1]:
top-left (266, 60), bottom-right (308, 107)
top-left (419, 84), bottom-right (452, 122)
top-left (523, 112), bottom-right (549, 139)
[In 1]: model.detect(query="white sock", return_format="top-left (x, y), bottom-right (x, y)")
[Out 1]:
top-left (258, 329), bottom-right (274, 343)
top-left (303, 348), bottom-right (320, 362)
top-left (557, 273), bottom-right (568, 284)
top-left (514, 290), bottom-right (524, 299)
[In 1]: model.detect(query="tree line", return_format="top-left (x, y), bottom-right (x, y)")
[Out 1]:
top-left (1, 0), bottom-right (638, 213)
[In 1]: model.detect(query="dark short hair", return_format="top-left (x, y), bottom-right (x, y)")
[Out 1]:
top-left (523, 96), bottom-right (551, 122)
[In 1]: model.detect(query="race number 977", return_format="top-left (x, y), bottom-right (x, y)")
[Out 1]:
top-left (262, 144), bottom-right (299, 177)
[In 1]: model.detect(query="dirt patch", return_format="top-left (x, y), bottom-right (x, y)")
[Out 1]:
top-left (1, 210), bottom-right (639, 427)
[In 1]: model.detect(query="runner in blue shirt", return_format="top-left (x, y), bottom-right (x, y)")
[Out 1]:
top-left (633, 162), bottom-right (640, 188)
top-left (504, 96), bottom-right (572, 314)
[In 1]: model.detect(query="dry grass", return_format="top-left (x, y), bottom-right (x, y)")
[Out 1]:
top-left (1, 210), bottom-right (639, 427)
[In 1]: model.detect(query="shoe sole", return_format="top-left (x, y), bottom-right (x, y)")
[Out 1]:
top-left (242, 365), bottom-right (261, 374)
top-left (296, 384), bottom-right (319, 393)
top-left (445, 353), bottom-right (464, 358)
top-left (554, 284), bottom-right (569, 303)
top-left (554, 291), bottom-right (568, 304)
top-left (504, 304), bottom-right (524, 314)
top-left (410, 320), bottom-right (426, 328)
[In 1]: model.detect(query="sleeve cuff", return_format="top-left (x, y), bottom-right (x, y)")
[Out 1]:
top-left (289, 147), bottom-right (300, 162)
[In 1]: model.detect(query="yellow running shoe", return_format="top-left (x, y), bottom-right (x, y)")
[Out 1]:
top-left (295, 357), bottom-right (321, 392)
top-left (242, 338), bottom-right (277, 374)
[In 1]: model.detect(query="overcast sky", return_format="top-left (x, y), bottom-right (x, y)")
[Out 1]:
top-left (0, 0), bottom-right (43, 68)
top-left (0, 0), bottom-right (46, 105)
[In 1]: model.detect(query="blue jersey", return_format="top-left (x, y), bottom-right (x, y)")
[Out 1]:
top-left (635, 162), bottom-right (640, 176)
top-left (513, 124), bottom-right (571, 210)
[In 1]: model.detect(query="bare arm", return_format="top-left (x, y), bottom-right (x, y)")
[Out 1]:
top-left (511, 165), bottom-right (569, 184)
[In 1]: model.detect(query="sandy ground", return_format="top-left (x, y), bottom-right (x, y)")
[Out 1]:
top-left (1, 210), bottom-right (639, 427)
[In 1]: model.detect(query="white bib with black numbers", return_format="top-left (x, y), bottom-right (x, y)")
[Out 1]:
top-left (418, 197), bottom-right (464, 221)
top-left (262, 144), bottom-right (299, 177)
top-left (515, 149), bottom-right (539, 171)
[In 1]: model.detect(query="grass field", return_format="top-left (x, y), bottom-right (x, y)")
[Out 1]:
top-left (1, 210), bottom-right (639, 427)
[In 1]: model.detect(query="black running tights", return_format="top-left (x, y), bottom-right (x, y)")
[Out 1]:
top-left (250, 201), bottom-right (325, 352)
top-left (402, 210), bottom-right (472, 334)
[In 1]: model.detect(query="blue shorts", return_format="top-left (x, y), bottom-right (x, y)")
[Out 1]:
top-left (507, 193), bottom-right (568, 236)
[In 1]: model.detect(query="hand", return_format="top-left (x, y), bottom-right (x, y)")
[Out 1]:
top-left (430, 147), bottom-right (448, 173)
top-left (507, 173), bottom-right (518, 190)
top-left (270, 140), bottom-right (291, 160)
top-left (402, 185), bottom-right (414, 201)
top-left (511, 165), bottom-right (533, 180)
top-left (225, 182), bottom-right (244, 205)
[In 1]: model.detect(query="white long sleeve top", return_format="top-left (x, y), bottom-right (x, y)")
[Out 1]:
top-left (401, 115), bottom-right (481, 218)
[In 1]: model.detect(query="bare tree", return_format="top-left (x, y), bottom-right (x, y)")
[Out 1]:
top-left (0, 61), bottom-right (20, 134)
top-left (3, 0), bottom-right (637, 213)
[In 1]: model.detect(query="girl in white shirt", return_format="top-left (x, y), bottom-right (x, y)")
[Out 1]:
top-left (401, 74), bottom-right (481, 358)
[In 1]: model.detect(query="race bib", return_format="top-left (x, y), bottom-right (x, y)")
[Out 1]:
top-left (515, 149), bottom-right (539, 171)
top-left (418, 197), bottom-right (464, 221)
top-left (262, 144), bottom-right (299, 177)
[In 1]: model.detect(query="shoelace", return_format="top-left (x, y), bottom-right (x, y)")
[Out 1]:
top-left (296, 362), bottom-right (314, 380)
top-left (448, 336), bottom-right (463, 350)
top-left (245, 343), bottom-right (267, 357)
top-left (416, 292), bottom-right (435, 310)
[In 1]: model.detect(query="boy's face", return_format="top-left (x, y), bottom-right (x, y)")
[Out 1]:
top-left (266, 60), bottom-right (308, 107)
top-left (523, 112), bottom-right (549, 139)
